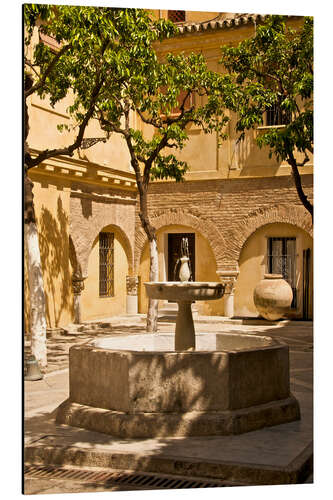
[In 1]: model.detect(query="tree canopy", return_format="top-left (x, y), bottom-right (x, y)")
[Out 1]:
top-left (24, 4), bottom-right (234, 331)
top-left (25, 5), bottom-right (232, 208)
top-left (219, 15), bottom-right (313, 218)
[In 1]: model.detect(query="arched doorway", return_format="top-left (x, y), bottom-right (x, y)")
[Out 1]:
top-left (138, 224), bottom-right (225, 316)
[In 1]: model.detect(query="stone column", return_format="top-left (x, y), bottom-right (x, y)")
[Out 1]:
top-left (217, 270), bottom-right (239, 318)
top-left (72, 271), bottom-right (85, 324)
top-left (126, 276), bottom-right (139, 315)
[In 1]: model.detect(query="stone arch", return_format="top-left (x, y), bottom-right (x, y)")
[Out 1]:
top-left (223, 204), bottom-right (313, 268)
top-left (73, 222), bottom-right (134, 277)
top-left (134, 208), bottom-right (225, 272)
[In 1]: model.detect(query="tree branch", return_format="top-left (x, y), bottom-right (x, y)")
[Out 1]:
top-left (25, 74), bottom-right (105, 169)
top-left (24, 44), bottom-right (71, 99)
top-left (136, 107), bottom-right (162, 128)
top-left (143, 133), bottom-right (170, 187)
top-left (296, 154), bottom-right (310, 167)
top-left (24, 57), bottom-right (40, 78)
top-left (287, 153), bottom-right (313, 220)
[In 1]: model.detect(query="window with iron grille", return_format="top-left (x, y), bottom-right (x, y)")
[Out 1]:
top-left (99, 232), bottom-right (114, 297)
top-left (168, 10), bottom-right (186, 23)
top-left (267, 237), bottom-right (297, 308)
top-left (265, 103), bottom-right (291, 126)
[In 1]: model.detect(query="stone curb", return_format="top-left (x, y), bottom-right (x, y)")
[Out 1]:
top-left (24, 441), bottom-right (313, 486)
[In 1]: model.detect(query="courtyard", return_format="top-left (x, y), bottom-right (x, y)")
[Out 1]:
top-left (22, 6), bottom-right (315, 496)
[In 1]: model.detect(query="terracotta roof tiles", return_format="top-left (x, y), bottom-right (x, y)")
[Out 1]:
top-left (176, 13), bottom-right (271, 35)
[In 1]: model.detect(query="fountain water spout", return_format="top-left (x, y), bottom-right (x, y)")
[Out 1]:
top-left (174, 237), bottom-right (193, 282)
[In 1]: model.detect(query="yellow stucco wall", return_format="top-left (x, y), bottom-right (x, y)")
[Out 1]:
top-left (81, 225), bottom-right (129, 321)
top-left (139, 224), bottom-right (225, 316)
top-left (27, 92), bottom-right (133, 174)
top-left (150, 16), bottom-right (312, 183)
top-left (25, 12), bottom-right (313, 326)
top-left (24, 244), bottom-right (31, 335)
top-left (235, 223), bottom-right (313, 318)
top-left (27, 173), bottom-right (74, 328)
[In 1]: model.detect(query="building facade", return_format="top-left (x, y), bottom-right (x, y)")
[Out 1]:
top-left (24, 11), bottom-right (313, 334)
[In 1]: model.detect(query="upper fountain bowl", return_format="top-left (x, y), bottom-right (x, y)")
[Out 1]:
top-left (144, 281), bottom-right (225, 302)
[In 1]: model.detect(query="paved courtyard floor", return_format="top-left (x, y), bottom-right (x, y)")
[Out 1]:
top-left (24, 315), bottom-right (313, 494)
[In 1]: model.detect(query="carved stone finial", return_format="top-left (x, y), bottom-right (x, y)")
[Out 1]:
top-left (72, 271), bottom-right (85, 295)
top-left (217, 270), bottom-right (239, 295)
top-left (126, 276), bottom-right (139, 296)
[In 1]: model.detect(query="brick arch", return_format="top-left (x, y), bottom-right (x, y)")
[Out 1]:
top-left (69, 235), bottom-right (80, 274)
top-left (223, 204), bottom-right (313, 268)
top-left (134, 208), bottom-right (225, 272)
top-left (72, 221), bottom-right (134, 277)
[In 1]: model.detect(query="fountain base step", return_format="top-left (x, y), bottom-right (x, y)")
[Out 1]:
top-left (56, 396), bottom-right (300, 439)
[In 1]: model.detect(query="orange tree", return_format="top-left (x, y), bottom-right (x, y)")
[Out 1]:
top-left (220, 16), bottom-right (313, 220)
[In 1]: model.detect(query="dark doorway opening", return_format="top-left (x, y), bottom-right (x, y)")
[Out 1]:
top-left (168, 233), bottom-right (195, 281)
top-left (302, 248), bottom-right (311, 320)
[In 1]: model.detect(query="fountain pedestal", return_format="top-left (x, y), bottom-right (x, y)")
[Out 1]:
top-left (175, 302), bottom-right (195, 350)
top-left (144, 281), bottom-right (225, 351)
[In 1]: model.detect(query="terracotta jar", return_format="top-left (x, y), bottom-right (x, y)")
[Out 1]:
top-left (253, 274), bottom-right (293, 321)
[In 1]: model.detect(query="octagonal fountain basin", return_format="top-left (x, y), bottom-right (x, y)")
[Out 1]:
top-left (56, 332), bottom-right (300, 438)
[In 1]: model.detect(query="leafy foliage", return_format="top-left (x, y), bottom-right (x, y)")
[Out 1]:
top-left (220, 16), bottom-right (313, 163)
top-left (25, 5), bottom-right (231, 191)
top-left (219, 15), bottom-right (313, 218)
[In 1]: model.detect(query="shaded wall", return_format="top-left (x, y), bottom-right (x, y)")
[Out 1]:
top-left (26, 173), bottom-right (74, 329)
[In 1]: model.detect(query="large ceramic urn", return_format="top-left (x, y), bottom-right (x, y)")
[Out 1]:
top-left (253, 274), bottom-right (293, 321)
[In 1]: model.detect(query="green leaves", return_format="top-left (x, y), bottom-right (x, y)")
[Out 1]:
top-left (24, 5), bottom-right (230, 187)
top-left (219, 15), bottom-right (313, 163)
top-left (150, 155), bottom-right (189, 182)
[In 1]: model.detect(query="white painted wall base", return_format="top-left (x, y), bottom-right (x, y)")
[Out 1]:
top-left (224, 293), bottom-right (234, 318)
top-left (73, 295), bottom-right (81, 324)
top-left (126, 294), bottom-right (138, 314)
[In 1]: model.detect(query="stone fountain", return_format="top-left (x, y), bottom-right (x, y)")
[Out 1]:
top-left (56, 240), bottom-right (300, 438)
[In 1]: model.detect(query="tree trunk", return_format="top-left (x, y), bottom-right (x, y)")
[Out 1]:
top-left (136, 183), bottom-right (159, 333)
top-left (24, 173), bottom-right (47, 370)
top-left (146, 237), bottom-right (159, 332)
top-left (288, 155), bottom-right (313, 222)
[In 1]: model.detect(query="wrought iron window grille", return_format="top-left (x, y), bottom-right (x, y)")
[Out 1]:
top-left (99, 232), bottom-right (114, 297)
top-left (265, 104), bottom-right (291, 126)
top-left (168, 11), bottom-right (186, 23)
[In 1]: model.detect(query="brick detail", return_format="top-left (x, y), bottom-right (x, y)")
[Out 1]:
top-left (134, 208), bottom-right (225, 272)
top-left (224, 204), bottom-right (313, 267)
top-left (135, 175), bottom-right (313, 273)
top-left (70, 190), bottom-right (136, 276)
